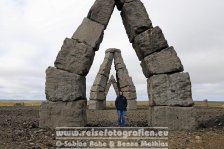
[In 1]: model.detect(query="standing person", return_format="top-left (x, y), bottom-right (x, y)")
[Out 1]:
top-left (115, 91), bottom-right (127, 127)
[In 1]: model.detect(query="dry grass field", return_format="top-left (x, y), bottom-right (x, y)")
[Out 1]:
top-left (0, 100), bottom-right (42, 106)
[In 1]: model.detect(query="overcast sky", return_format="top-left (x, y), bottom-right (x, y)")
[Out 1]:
top-left (0, 0), bottom-right (223, 101)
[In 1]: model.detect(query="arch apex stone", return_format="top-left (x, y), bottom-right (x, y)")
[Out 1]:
top-left (105, 48), bottom-right (121, 53)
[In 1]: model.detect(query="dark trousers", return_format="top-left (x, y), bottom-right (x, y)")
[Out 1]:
top-left (117, 110), bottom-right (125, 127)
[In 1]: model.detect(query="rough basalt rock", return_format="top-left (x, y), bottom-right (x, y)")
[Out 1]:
top-left (98, 52), bottom-right (114, 77)
top-left (106, 48), bottom-right (121, 53)
top-left (116, 69), bottom-right (131, 88)
top-left (123, 91), bottom-right (137, 100)
top-left (45, 67), bottom-right (86, 102)
top-left (104, 51), bottom-right (114, 60)
top-left (114, 52), bottom-right (126, 70)
top-left (141, 46), bottom-right (184, 78)
top-left (54, 38), bottom-right (95, 76)
top-left (90, 91), bottom-right (106, 100)
top-left (92, 73), bottom-right (108, 89)
top-left (91, 85), bottom-right (105, 92)
top-left (87, 0), bottom-right (115, 28)
top-left (72, 18), bottom-right (104, 50)
top-left (133, 26), bottom-right (168, 60)
top-left (121, 0), bottom-right (152, 42)
top-left (115, 0), bottom-right (138, 11)
top-left (147, 72), bottom-right (194, 107)
top-left (120, 77), bottom-right (136, 92)
top-left (148, 106), bottom-right (197, 130)
top-left (39, 100), bottom-right (87, 129)
top-left (88, 100), bottom-right (106, 110)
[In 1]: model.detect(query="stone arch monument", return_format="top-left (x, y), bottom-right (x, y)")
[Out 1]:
top-left (39, 0), bottom-right (196, 130)
top-left (89, 48), bottom-right (137, 110)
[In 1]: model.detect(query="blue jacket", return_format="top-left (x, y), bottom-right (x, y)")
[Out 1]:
top-left (115, 95), bottom-right (127, 111)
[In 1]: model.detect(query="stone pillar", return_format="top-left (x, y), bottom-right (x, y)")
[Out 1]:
top-left (116, 0), bottom-right (197, 129)
top-left (114, 50), bottom-right (137, 109)
top-left (135, 27), bottom-right (196, 129)
top-left (89, 51), bottom-right (114, 110)
top-left (40, 34), bottom-right (97, 128)
top-left (39, 0), bottom-right (111, 128)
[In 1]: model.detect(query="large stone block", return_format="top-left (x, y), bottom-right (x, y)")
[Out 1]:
top-left (121, 0), bottom-right (152, 42)
top-left (123, 92), bottom-right (136, 100)
top-left (116, 69), bottom-right (131, 88)
top-left (127, 100), bottom-right (137, 110)
top-left (104, 51), bottom-right (114, 60)
top-left (115, 0), bottom-right (137, 11)
top-left (116, 70), bottom-right (136, 92)
top-left (147, 72), bottom-right (194, 107)
top-left (91, 85), bottom-right (105, 92)
top-left (45, 67), bottom-right (86, 102)
top-left (92, 73), bottom-right (108, 88)
top-left (90, 91), bottom-right (106, 100)
top-left (87, 0), bottom-right (115, 28)
top-left (98, 53), bottom-right (114, 77)
top-left (88, 100), bottom-right (106, 110)
top-left (39, 100), bottom-right (87, 129)
top-left (106, 48), bottom-right (121, 53)
top-left (120, 77), bottom-right (136, 92)
top-left (72, 18), bottom-right (104, 50)
top-left (120, 86), bottom-right (136, 92)
top-left (115, 63), bottom-right (126, 70)
top-left (133, 26), bottom-right (168, 60)
top-left (148, 106), bottom-right (197, 130)
top-left (141, 47), bottom-right (184, 78)
top-left (114, 52), bottom-right (126, 70)
top-left (54, 38), bottom-right (95, 76)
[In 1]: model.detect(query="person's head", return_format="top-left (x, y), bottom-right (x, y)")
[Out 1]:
top-left (119, 91), bottom-right (123, 96)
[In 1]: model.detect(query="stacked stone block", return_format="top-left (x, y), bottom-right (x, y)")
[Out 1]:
top-left (39, 0), bottom-right (116, 129)
top-left (89, 51), bottom-right (114, 110)
top-left (87, 0), bottom-right (115, 28)
top-left (114, 51), bottom-right (137, 109)
top-left (116, 0), bottom-right (196, 129)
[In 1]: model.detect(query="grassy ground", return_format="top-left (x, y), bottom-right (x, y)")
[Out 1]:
top-left (0, 100), bottom-right (42, 106)
top-left (0, 100), bottom-right (223, 108)
top-left (194, 101), bottom-right (224, 107)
